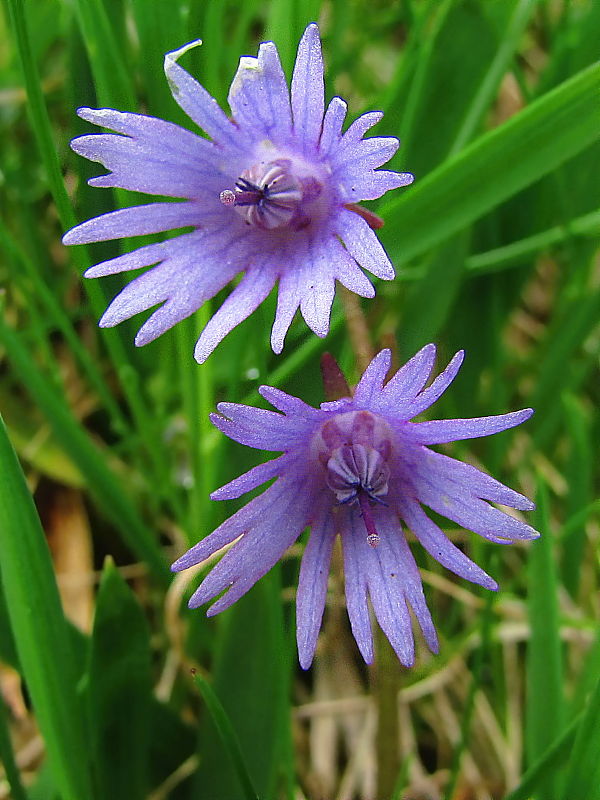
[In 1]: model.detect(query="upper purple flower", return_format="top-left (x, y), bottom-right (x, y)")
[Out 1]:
top-left (63, 24), bottom-right (413, 362)
top-left (172, 345), bottom-right (538, 668)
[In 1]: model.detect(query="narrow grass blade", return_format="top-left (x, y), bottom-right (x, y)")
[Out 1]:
top-left (5, 0), bottom-right (79, 232)
top-left (72, 0), bottom-right (135, 109)
top-left (194, 575), bottom-right (289, 800)
top-left (0, 320), bottom-right (170, 585)
top-left (401, 231), bottom-right (470, 354)
top-left (448, 0), bottom-right (538, 154)
top-left (465, 209), bottom-right (600, 275)
top-left (504, 709), bottom-right (583, 800)
top-left (561, 394), bottom-right (593, 597)
top-left (192, 670), bottom-right (260, 800)
top-left (380, 62), bottom-right (600, 264)
top-left (0, 415), bottom-right (93, 800)
top-left (561, 675), bottom-right (600, 800)
top-left (0, 694), bottom-right (28, 800)
top-left (88, 558), bottom-right (152, 800)
top-left (0, 575), bottom-right (19, 669)
top-left (526, 476), bottom-right (564, 799)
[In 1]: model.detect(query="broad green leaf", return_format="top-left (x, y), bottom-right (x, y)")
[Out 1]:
top-left (87, 558), bottom-right (152, 800)
top-left (379, 62), bottom-right (600, 265)
top-left (0, 415), bottom-right (92, 800)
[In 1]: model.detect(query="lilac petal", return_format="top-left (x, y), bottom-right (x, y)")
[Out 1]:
top-left (329, 238), bottom-right (375, 298)
top-left (418, 449), bottom-right (535, 512)
top-left (135, 297), bottom-right (201, 346)
top-left (403, 350), bottom-right (465, 418)
top-left (335, 208), bottom-right (395, 280)
top-left (76, 107), bottom-right (220, 162)
top-left (339, 169), bottom-right (414, 202)
top-left (296, 509), bottom-right (337, 669)
top-left (341, 511), bottom-right (374, 663)
top-left (271, 266), bottom-right (301, 354)
top-left (299, 266), bottom-right (335, 338)
top-left (399, 499), bottom-right (498, 590)
top-left (380, 343), bottom-right (437, 405)
top-left (192, 480), bottom-right (312, 612)
top-left (270, 234), bottom-right (335, 351)
top-left (214, 402), bottom-right (310, 438)
top-left (171, 479), bottom-right (291, 571)
top-left (72, 127), bottom-right (225, 198)
top-left (228, 42), bottom-right (292, 140)
top-left (319, 96), bottom-right (348, 157)
top-left (414, 476), bottom-right (539, 543)
top-left (63, 201), bottom-right (203, 245)
top-left (358, 515), bottom-right (416, 666)
top-left (376, 513), bottom-right (439, 655)
top-left (338, 111), bottom-right (383, 150)
top-left (97, 240), bottom-right (238, 334)
top-left (164, 41), bottom-right (245, 152)
top-left (211, 456), bottom-right (286, 500)
top-left (98, 259), bottom-right (194, 328)
top-left (291, 23), bottom-right (324, 152)
top-left (336, 137), bottom-right (400, 171)
top-left (82, 219), bottom-right (230, 278)
top-left (410, 408), bottom-right (534, 444)
top-left (210, 406), bottom-right (307, 451)
top-left (353, 350), bottom-right (392, 405)
top-left (194, 268), bottom-right (276, 363)
top-left (84, 236), bottom-right (183, 278)
top-left (259, 386), bottom-right (322, 419)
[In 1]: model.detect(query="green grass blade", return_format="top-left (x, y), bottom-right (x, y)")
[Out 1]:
top-left (526, 476), bottom-right (564, 799)
top-left (448, 0), bottom-right (538, 154)
top-left (561, 394), bottom-right (593, 597)
top-left (0, 415), bottom-right (93, 800)
top-left (400, 231), bottom-right (470, 354)
top-left (0, 320), bottom-right (170, 585)
top-left (72, 0), bottom-right (135, 109)
top-left (87, 558), bottom-right (152, 800)
top-left (379, 62), bottom-right (600, 264)
top-left (192, 670), bottom-right (260, 800)
top-left (0, 693), bottom-right (28, 800)
top-left (561, 675), bottom-right (600, 800)
top-left (465, 208), bottom-right (600, 275)
top-left (0, 219), bottom-right (128, 435)
top-left (5, 0), bottom-right (79, 232)
top-left (194, 575), bottom-right (290, 800)
top-left (504, 709), bottom-right (583, 800)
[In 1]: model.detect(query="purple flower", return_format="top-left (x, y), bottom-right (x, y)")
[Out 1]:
top-left (172, 346), bottom-right (538, 668)
top-left (63, 24), bottom-right (412, 362)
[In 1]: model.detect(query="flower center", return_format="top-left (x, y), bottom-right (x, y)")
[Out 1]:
top-left (314, 410), bottom-right (393, 548)
top-left (220, 159), bottom-right (322, 231)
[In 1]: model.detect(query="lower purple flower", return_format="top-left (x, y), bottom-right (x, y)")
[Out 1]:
top-left (172, 346), bottom-right (538, 668)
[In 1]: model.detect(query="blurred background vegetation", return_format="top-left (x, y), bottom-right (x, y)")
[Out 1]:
top-left (0, 0), bottom-right (599, 798)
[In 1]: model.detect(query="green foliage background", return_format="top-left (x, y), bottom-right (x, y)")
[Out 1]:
top-left (0, 0), bottom-right (598, 798)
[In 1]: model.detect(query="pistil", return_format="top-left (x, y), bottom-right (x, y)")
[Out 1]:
top-left (358, 491), bottom-right (381, 548)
